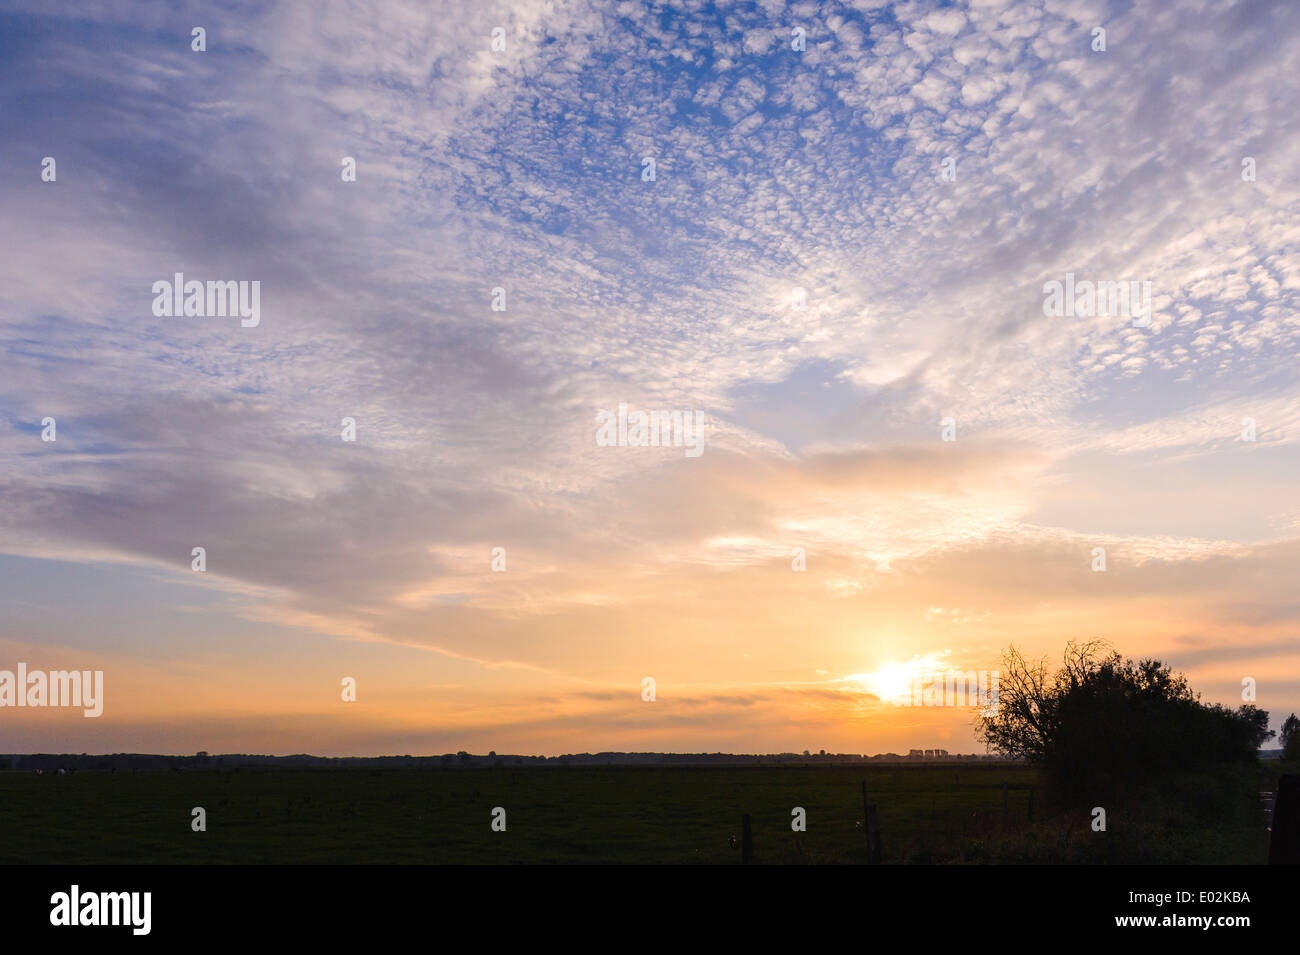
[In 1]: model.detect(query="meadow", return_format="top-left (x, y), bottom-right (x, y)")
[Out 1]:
top-left (0, 763), bottom-right (1272, 864)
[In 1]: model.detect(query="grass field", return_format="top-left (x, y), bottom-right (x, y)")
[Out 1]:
top-left (0, 764), bottom-right (1273, 864)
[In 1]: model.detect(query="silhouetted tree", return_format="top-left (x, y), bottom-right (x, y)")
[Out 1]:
top-left (977, 641), bottom-right (1273, 811)
top-left (1281, 713), bottom-right (1300, 761)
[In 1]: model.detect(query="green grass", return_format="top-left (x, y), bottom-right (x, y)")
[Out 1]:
top-left (0, 764), bottom-right (1270, 864)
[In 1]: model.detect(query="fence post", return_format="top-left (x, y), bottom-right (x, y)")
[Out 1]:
top-left (1001, 782), bottom-right (1008, 824)
top-left (866, 803), bottom-right (882, 864)
top-left (861, 779), bottom-right (882, 863)
top-left (1269, 774), bottom-right (1300, 865)
top-left (742, 813), bottom-right (753, 865)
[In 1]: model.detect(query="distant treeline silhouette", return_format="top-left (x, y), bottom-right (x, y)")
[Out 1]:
top-left (0, 751), bottom-right (1014, 773)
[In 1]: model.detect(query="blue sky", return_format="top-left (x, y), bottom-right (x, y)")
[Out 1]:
top-left (2, 0), bottom-right (1299, 755)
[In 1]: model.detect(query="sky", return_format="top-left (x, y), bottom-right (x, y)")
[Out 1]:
top-left (1, 0), bottom-right (1298, 757)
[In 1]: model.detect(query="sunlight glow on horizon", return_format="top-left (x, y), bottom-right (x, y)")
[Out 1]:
top-left (840, 654), bottom-right (955, 706)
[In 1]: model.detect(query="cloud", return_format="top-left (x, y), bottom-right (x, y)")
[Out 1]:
top-left (2, 0), bottom-right (1299, 750)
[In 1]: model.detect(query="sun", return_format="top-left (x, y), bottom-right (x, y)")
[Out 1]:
top-left (842, 655), bottom-right (947, 705)
top-left (862, 662), bottom-right (916, 704)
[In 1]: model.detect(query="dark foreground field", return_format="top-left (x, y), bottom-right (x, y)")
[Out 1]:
top-left (0, 764), bottom-right (1272, 864)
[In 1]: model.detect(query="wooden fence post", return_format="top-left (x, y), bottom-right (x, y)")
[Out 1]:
top-left (742, 813), bottom-right (753, 865)
top-left (866, 803), bottom-right (882, 864)
top-left (1001, 782), bottom-right (1008, 824)
top-left (861, 779), bottom-right (882, 863)
top-left (1268, 774), bottom-right (1300, 865)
